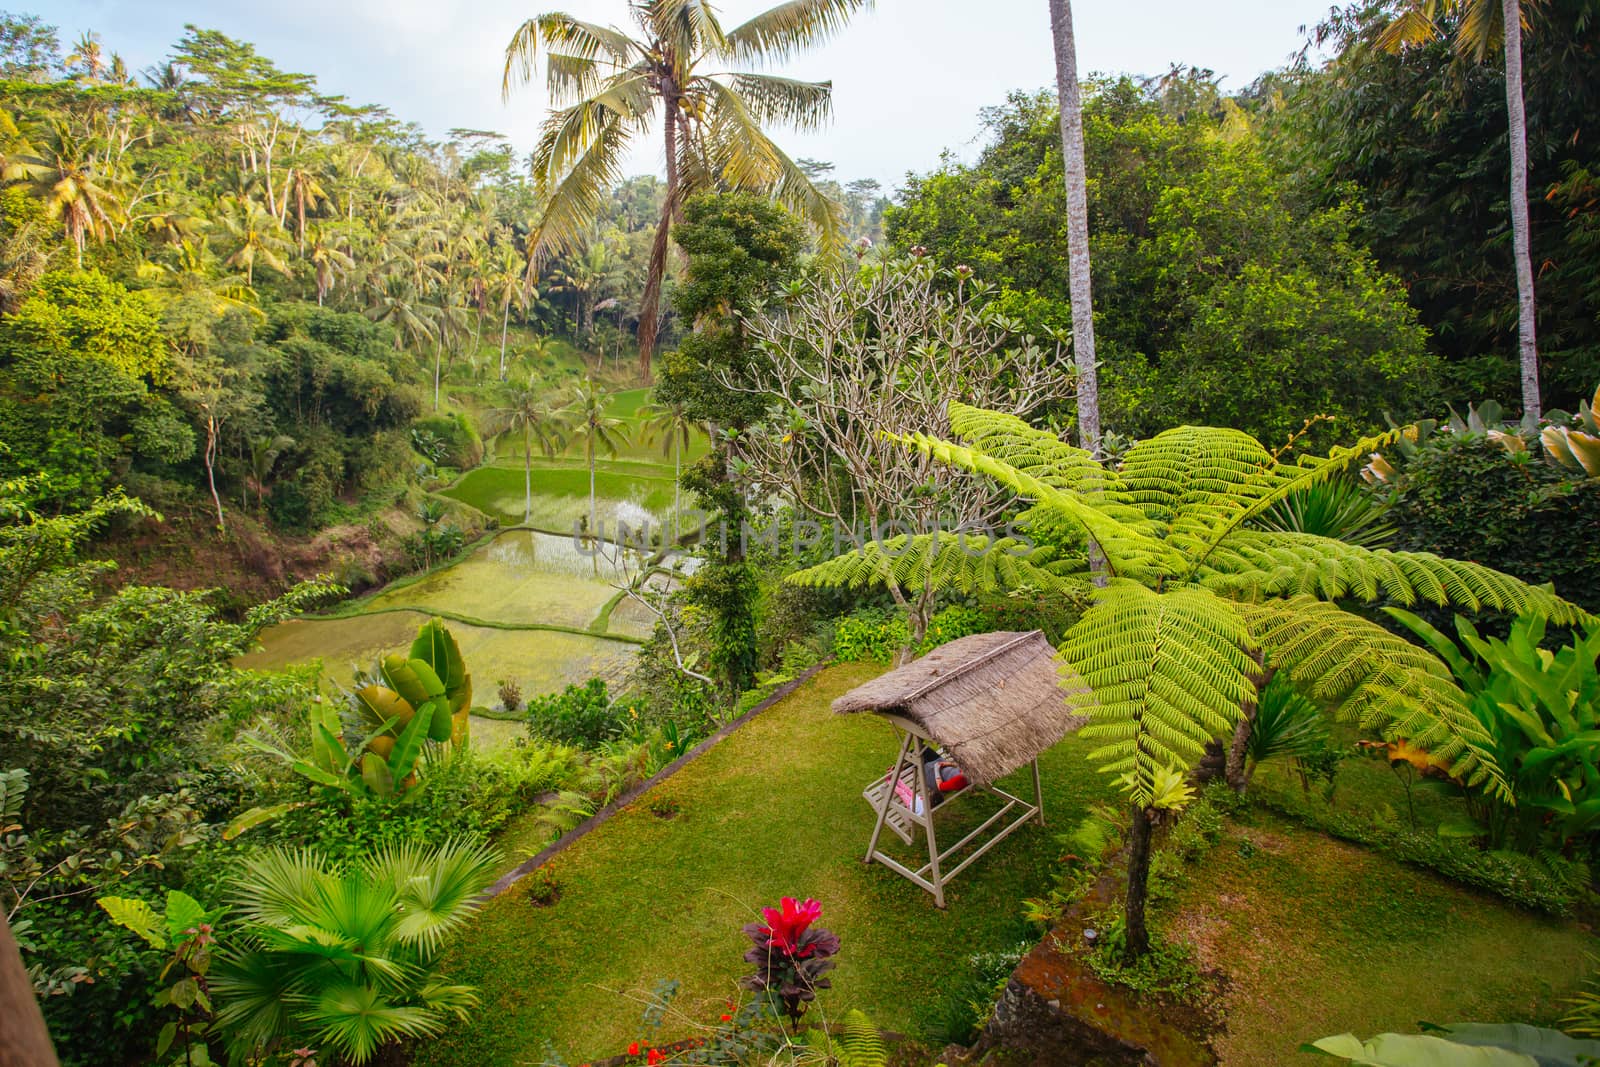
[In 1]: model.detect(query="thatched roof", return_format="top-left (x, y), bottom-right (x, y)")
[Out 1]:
top-left (832, 630), bottom-right (1091, 785)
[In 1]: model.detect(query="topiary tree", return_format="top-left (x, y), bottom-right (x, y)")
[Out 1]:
top-left (794, 403), bottom-right (1587, 957)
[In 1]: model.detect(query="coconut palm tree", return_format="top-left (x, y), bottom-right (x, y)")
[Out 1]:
top-left (487, 245), bottom-right (529, 380)
top-left (639, 397), bottom-right (700, 542)
top-left (1047, 0), bottom-right (1101, 454)
top-left (217, 194), bottom-right (293, 286)
top-left (486, 375), bottom-right (569, 524)
top-left (305, 226), bottom-right (354, 306)
top-left (366, 275), bottom-right (438, 354)
top-left (280, 163), bottom-right (330, 252)
top-left (502, 0), bottom-right (868, 376)
top-left (430, 285), bottom-right (473, 411)
top-left (1378, 0), bottom-right (1541, 418)
top-left (12, 121), bottom-right (124, 268)
top-left (564, 376), bottom-right (628, 535)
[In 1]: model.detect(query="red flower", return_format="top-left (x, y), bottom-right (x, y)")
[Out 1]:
top-left (719, 1013), bottom-right (732, 1022)
top-left (647, 1051), bottom-right (664, 1066)
top-left (627, 1041), bottom-right (640, 1056)
top-left (758, 897), bottom-right (823, 955)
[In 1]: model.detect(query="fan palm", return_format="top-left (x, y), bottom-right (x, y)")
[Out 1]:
top-left (502, 0), bottom-right (868, 375)
top-left (210, 839), bottom-right (498, 1065)
top-left (485, 375), bottom-right (570, 524)
top-left (793, 403), bottom-right (1587, 956)
top-left (1377, 0), bottom-right (1542, 417)
top-left (639, 397), bottom-right (700, 542)
top-left (564, 376), bottom-right (628, 535)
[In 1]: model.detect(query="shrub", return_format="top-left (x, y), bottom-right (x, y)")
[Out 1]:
top-left (832, 609), bottom-right (910, 664)
top-left (498, 678), bottom-right (523, 712)
top-left (527, 678), bottom-right (620, 749)
top-left (917, 603), bottom-right (989, 653)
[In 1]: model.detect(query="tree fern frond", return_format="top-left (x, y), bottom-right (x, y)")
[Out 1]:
top-left (1119, 425), bottom-right (1282, 525)
top-left (1236, 596), bottom-right (1507, 795)
top-left (946, 401), bottom-right (1121, 497)
top-left (1201, 531), bottom-right (1587, 624)
top-left (1064, 584), bottom-right (1258, 805)
top-left (836, 1008), bottom-right (888, 1067)
top-left (786, 532), bottom-right (1087, 597)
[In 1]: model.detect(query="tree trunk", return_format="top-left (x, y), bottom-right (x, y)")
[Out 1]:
top-left (524, 427), bottom-right (533, 525)
top-left (0, 912), bottom-right (59, 1067)
top-left (433, 332), bottom-right (442, 412)
top-left (204, 414), bottom-right (225, 534)
top-left (588, 439), bottom-right (598, 537)
top-left (637, 103), bottom-right (681, 379)
top-left (1124, 803), bottom-right (1154, 958)
top-left (1224, 658), bottom-right (1272, 793)
top-left (1503, 0), bottom-right (1540, 420)
top-left (499, 302), bottom-right (510, 380)
top-left (672, 435), bottom-right (681, 544)
top-left (1048, 0), bottom-right (1102, 454)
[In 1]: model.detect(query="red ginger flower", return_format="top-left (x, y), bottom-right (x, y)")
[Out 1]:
top-left (758, 896), bottom-right (823, 956)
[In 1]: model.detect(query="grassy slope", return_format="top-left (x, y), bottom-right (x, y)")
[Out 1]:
top-left (420, 664), bottom-right (1118, 1066)
top-left (1169, 810), bottom-right (1594, 1065)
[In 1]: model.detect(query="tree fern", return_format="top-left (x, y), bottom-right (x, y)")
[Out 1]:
top-left (835, 1008), bottom-right (888, 1067)
top-left (787, 531), bottom-right (1085, 597)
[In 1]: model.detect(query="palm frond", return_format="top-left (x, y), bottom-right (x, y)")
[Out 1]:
top-left (1254, 478), bottom-right (1395, 549)
top-left (726, 73), bottom-right (835, 130)
top-left (502, 14), bottom-right (640, 99)
top-left (1375, 3), bottom-right (1444, 52)
top-left (1236, 595), bottom-right (1506, 795)
top-left (374, 838), bottom-right (499, 957)
top-left (700, 78), bottom-right (843, 243)
top-left (1066, 583), bottom-right (1258, 805)
top-left (527, 98), bottom-right (640, 267)
top-left (308, 985), bottom-right (447, 1065)
top-left (723, 0), bottom-right (873, 65)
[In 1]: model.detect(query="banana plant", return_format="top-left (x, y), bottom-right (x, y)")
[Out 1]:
top-left (227, 618), bottom-right (473, 837)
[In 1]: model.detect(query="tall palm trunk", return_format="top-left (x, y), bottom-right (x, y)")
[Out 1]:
top-left (672, 432), bottom-right (681, 544)
top-left (1503, 0), bottom-right (1540, 419)
top-left (499, 302), bottom-right (511, 381)
top-left (433, 330), bottom-right (442, 411)
top-left (1048, 0), bottom-right (1102, 454)
top-left (637, 101), bottom-right (681, 379)
top-left (587, 436), bottom-right (598, 536)
top-left (523, 425), bottom-right (533, 524)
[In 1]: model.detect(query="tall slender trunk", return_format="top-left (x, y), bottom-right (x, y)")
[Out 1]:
top-left (588, 437), bottom-right (598, 536)
top-left (672, 434), bottom-right (681, 544)
top-left (203, 413), bottom-right (225, 534)
top-left (638, 102), bottom-right (681, 379)
top-left (1503, 0), bottom-right (1540, 419)
top-left (433, 331), bottom-right (442, 411)
top-left (524, 426), bottom-right (533, 525)
top-left (499, 302), bottom-right (510, 380)
top-left (1124, 803), bottom-right (1154, 958)
top-left (1048, 0), bottom-right (1102, 454)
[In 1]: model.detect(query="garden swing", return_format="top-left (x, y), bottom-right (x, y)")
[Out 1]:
top-left (832, 630), bottom-right (1090, 907)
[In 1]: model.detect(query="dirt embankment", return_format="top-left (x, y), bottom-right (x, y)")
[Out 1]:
top-left (92, 500), bottom-right (424, 615)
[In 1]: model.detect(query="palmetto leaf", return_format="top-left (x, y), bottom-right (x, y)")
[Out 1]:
top-left (307, 984), bottom-right (447, 1065)
top-left (1065, 583), bottom-right (1259, 805)
top-left (370, 837), bottom-right (499, 957)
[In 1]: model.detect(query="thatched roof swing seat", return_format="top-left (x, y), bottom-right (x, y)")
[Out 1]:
top-left (833, 630), bottom-right (1089, 907)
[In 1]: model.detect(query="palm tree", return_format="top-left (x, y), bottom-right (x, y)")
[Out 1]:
top-left (280, 163), bottom-right (329, 252)
top-left (305, 226), bottom-right (354, 306)
top-left (211, 840), bottom-right (498, 1065)
top-left (64, 32), bottom-right (106, 83)
top-left (1378, 0), bottom-right (1541, 418)
top-left (430, 285), bottom-right (473, 411)
top-left (217, 194), bottom-right (293, 286)
top-left (502, 0), bottom-right (868, 376)
top-left (1047, 0), bottom-right (1102, 453)
top-left (13, 121), bottom-right (124, 268)
top-left (487, 245), bottom-right (529, 380)
top-left (639, 397), bottom-right (700, 542)
top-left (366, 275), bottom-right (438, 354)
top-left (486, 375), bottom-right (569, 524)
top-left (564, 376), bottom-right (628, 535)
top-left (549, 237), bottom-right (612, 341)
top-left (795, 404), bottom-right (1583, 956)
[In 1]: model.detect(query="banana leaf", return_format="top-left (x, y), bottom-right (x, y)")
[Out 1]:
top-left (381, 654), bottom-right (431, 707)
top-left (354, 684), bottom-right (414, 732)
top-left (425, 695), bottom-right (454, 743)
top-left (223, 801), bottom-right (313, 840)
top-left (387, 699), bottom-right (434, 782)
top-left (361, 752), bottom-right (395, 796)
top-left (410, 618), bottom-right (467, 693)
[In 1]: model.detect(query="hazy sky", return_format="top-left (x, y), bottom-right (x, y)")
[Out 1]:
top-left (43, 1), bottom-right (1336, 191)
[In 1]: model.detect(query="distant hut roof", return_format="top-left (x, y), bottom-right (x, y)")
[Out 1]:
top-left (832, 630), bottom-right (1090, 785)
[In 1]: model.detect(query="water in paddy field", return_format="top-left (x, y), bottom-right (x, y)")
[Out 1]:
top-left (237, 529), bottom-right (666, 744)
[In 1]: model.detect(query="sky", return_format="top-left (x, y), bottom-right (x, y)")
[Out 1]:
top-left (42, 0), bottom-right (1337, 192)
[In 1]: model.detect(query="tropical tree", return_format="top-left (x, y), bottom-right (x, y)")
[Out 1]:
top-left (305, 225), bottom-right (353, 305)
top-left (1377, 0), bottom-right (1541, 418)
top-left (639, 397), bottom-right (700, 542)
top-left (793, 403), bottom-right (1586, 957)
top-left (1046, 0), bottom-right (1101, 454)
top-left (210, 840), bottom-right (498, 1065)
top-left (502, 0), bottom-right (868, 375)
top-left (216, 194), bottom-right (293, 286)
top-left (485, 375), bottom-right (569, 524)
top-left (487, 244), bottom-right (529, 379)
top-left (365, 275), bottom-right (437, 354)
top-left (13, 120), bottom-right (123, 267)
top-left (563, 376), bottom-right (627, 535)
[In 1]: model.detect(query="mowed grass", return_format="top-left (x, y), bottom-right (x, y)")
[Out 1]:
top-left (1168, 811), bottom-right (1595, 1065)
top-left (418, 664), bottom-right (1121, 1066)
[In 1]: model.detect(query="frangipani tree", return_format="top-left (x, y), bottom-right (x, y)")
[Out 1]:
top-left (794, 403), bottom-right (1588, 956)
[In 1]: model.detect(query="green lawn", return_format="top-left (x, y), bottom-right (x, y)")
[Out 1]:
top-left (419, 663), bottom-right (1119, 1066)
top-left (421, 665), bottom-right (1600, 1066)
